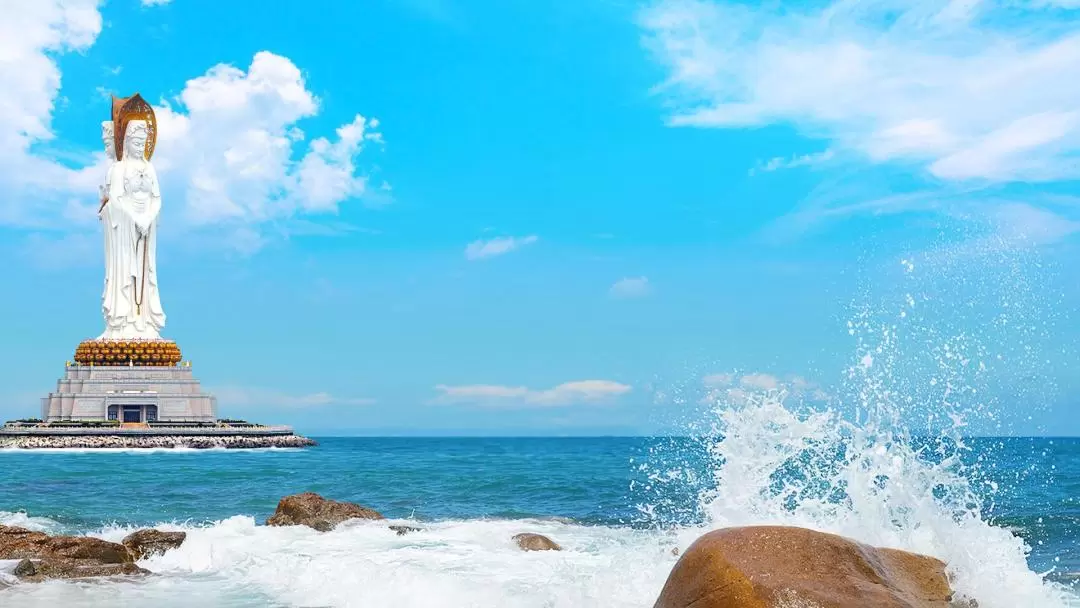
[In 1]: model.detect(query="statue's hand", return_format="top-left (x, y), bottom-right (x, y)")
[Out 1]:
top-left (136, 216), bottom-right (153, 237)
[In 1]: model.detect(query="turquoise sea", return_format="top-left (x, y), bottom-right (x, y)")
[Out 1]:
top-left (1, 433), bottom-right (1077, 607)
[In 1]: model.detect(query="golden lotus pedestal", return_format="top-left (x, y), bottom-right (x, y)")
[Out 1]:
top-left (73, 339), bottom-right (183, 367)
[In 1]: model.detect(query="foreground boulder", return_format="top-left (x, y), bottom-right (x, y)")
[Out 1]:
top-left (265, 492), bottom-right (384, 532)
top-left (0, 525), bottom-right (148, 581)
top-left (513, 533), bottom-right (562, 551)
top-left (122, 529), bottom-right (187, 560)
top-left (654, 526), bottom-right (960, 608)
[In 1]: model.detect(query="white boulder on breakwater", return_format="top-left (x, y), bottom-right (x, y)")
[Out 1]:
top-left (0, 434), bottom-right (316, 449)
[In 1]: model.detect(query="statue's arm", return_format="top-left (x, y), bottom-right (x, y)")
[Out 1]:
top-left (107, 164), bottom-right (125, 202)
top-left (103, 165), bottom-right (125, 226)
top-left (148, 164), bottom-right (162, 222)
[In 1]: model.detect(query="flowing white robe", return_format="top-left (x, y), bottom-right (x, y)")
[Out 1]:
top-left (99, 159), bottom-right (166, 340)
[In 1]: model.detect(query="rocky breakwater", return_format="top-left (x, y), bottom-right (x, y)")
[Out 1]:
top-left (653, 525), bottom-right (970, 608)
top-left (0, 526), bottom-right (186, 583)
top-left (0, 434), bottom-right (317, 449)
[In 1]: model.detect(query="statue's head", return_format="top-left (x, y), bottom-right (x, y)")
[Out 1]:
top-left (101, 121), bottom-right (116, 161)
top-left (111, 93), bottom-right (156, 161)
top-left (125, 121), bottom-right (149, 160)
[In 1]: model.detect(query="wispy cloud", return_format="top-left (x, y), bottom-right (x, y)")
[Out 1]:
top-left (464, 235), bottom-right (538, 260)
top-left (640, 0), bottom-right (1080, 184)
top-left (991, 202), bottom-right (1080, 245)
top-left (432, 380), bottom-right (632, 407)
top-left (702, 371), bottom-right (829, 404)
top-left (212, 386), bottom-right (375, 408)
top-left (141, 0), bottom-right (171, 6)
top-left (609, 276), bottom-right (651, 299)
top-left (750, 149), bottom-right (834, 175)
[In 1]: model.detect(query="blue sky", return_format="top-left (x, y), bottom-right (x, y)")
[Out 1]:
top-left (2, 0), bottom-right (1079, 436)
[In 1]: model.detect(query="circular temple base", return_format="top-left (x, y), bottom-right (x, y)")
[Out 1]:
top-left (74, 339), bottom-right (182, 366)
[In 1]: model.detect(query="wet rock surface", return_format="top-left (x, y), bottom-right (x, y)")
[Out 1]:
top-left (122, 529), bottom-right (187, 561)
top-left (266, 492), bottom-right (384, 531)
top-left (0, 525), bottom-right (149, 582)
top-left (13, 559), bottom-right (35, 577)
top-left (513, 533), bottom-right (562, 551)
top-left (653, 525), bottom-right (962, 608)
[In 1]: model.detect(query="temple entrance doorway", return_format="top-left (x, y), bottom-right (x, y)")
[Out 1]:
top-left (122, 405), bottom-right (143, 423)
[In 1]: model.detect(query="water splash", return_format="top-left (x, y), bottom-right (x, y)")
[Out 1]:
top-left (660, 242), bottom-right (1077, 607)
top-left (695, 389), bottom-right (1074, 607)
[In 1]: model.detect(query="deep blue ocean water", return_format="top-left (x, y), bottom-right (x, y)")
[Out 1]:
top-left (1, 436), bottom-right (1076, 580)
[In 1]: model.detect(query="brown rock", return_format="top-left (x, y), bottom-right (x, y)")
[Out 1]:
top-left (265, 492), bottom-right (384, 531)
top-left (122, 529), bottom-right (187, 560)
top-left (13, 558), bottom-right (36, 577)
top-left (17, 559), bottom-right (149, 582)
top-left (513, 533), bottom-right (562, 551)
top-left (0, 525), bottom-right (133, 564)
top-left (653, 526), bottom-right (962, 608)
top-left (0, 525), bottom-right (148, 582)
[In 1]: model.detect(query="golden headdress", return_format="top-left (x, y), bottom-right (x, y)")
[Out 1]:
top-left (111, 93), bottom-right (157, 161)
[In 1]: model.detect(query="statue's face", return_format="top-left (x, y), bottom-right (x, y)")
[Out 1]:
top-left (126, 121), bottom-right (147, 159)
top-left (101, 122), bottom-right (114, 156)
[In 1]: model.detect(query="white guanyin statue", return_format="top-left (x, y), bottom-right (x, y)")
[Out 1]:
top-left (98, 94), bottom-right (166, 340)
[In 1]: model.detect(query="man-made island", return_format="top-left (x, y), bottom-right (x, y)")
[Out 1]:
top-left (1, 94), bottom-right (314, 450)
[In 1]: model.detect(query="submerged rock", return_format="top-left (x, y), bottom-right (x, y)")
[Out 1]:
top-left (266, 492), bottom-right (384, 531)
top-left (389, 525), bottom-right (423, 536)
top-left (652, 525), bottom-right (962, 608)
top-left (512, 533), bottom-right (562, 551)
top-left (0, 525), bottom-right (148, 582)
top-left (17, 559), bottom-right (147, 582)
top-left (122, 529), bottom-right (187, 560)
top-left (13, 558), bottom-right (35, 577)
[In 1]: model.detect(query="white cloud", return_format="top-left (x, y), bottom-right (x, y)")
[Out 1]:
top-left (0, 0), bottom-right (104, 226)
top-left (0, 3), bottom-right (385, 249)
top-left (609, 276), bottom-right (651, 298)
top-left (751, 149), bottom-right (834, 175)
top-left (702, 372), bottom-right (735, 387)
top-left (464, 235), bottom-right (538, 260)
top-left (701, 371), bottom-right (828, 404)
top-left (212, 386), bottom-right (375, 408)
top-left (432, 380), bottom-right (632, 407)
top-left (154, 52), bottom-right (385, 229)
top-left (639, 0), bottom-right (1080, 183)
top-left (738, 372), bottom-right (781, 391)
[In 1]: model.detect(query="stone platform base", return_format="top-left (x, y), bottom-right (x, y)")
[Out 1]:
top-left (41, 364), bottom-right (217, 423)
top-left (0, 434), bottom-right (317, 449)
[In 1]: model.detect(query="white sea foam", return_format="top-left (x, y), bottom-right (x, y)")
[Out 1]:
top-left (688, 391), bottom-right (1078, 608)
top-left (3, 516), bottom-right (682, 607)
top-left (0, 512), bottom-right (62, 534)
